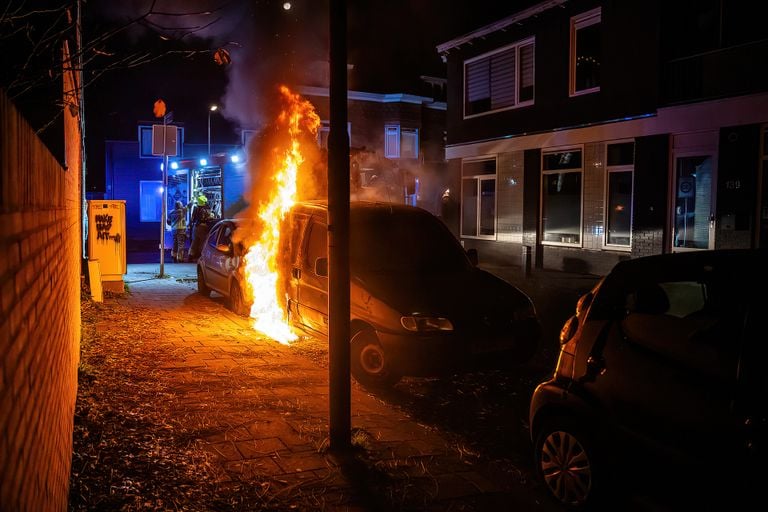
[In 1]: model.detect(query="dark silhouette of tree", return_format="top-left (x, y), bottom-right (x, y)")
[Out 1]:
top-left (0, 0), bottom-right (233, 137)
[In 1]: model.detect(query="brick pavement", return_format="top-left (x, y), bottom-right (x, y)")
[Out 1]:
top-left (111, 263), bottom-right (557, 511)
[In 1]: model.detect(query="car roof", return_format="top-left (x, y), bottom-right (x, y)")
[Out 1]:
top-left (291, 200), bottom-right (430, 217)
top-left (609, 249), bottom-right (767, 281)
top-left (219, 201), bottom-right (428, 226)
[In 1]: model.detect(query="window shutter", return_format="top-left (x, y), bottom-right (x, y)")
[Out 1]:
top-left (519, 43), bottom-right (534, 102)
top-left (490, 48), bottom-right (516, 110)
top-left (384, 125), bottom-right (400, 158)
top-left (466, 58), bottom-right (490, 103)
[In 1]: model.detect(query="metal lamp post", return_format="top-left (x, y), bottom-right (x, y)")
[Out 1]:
top-left (207, 104), bottom-right (218, 156)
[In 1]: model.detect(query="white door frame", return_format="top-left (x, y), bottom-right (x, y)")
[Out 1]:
top-left (669, 131), bottom-right (719, 252)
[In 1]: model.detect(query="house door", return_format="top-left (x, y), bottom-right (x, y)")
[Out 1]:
top-left (671, 133), bottom-right (718, 251)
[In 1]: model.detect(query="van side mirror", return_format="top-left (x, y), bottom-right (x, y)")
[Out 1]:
top-left (575, 291), bottom-right (594, 319)
top-left (467, 248), bottom-right (478, 266)
top-left (315, 257), bottom-right (328, 277)
top-left (560, 315), bottom-right (578, 344)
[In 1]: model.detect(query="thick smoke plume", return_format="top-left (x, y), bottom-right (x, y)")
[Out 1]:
top-left (231, 86), bottom-right (325, 247)
top-left (220, 2), bottom-right (329, 131)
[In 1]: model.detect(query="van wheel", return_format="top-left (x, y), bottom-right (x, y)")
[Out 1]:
top-left (197, 266), bottom-right (210, 297)
top-left (351, 329), bottom-right (400, 388)
top-left (534, 417), bottom-right (601, 510)
top-left (229, 280), bottom-right (249, 316)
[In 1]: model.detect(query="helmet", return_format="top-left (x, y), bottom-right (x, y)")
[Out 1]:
top-left (196, 195), bottom-right (208, 206)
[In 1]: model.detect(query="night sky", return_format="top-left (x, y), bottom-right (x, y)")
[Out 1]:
top-left (6, 0), bottom-right (539, 191)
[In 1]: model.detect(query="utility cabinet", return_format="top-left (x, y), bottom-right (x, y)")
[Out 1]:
top-left (87, 200), bottom-right (127, 290)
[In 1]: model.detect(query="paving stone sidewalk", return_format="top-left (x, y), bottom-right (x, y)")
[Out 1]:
top-left (82, 263), bottom-right (557, 511)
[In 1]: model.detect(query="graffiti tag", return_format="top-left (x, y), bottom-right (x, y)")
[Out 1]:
top-left (95, 214), bottom-right (121, 243)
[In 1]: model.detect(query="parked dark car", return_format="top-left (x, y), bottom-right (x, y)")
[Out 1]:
top-left (197, 201), bottom-right (541, 387)
top-left (529, 249), bottom-right (767, 509)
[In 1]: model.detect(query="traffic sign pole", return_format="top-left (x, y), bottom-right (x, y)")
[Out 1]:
top-left (159, 115), bottom-right (167, 277)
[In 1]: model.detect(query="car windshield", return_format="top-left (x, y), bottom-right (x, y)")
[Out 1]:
top-left (350, 209), bottom-right (471, 274)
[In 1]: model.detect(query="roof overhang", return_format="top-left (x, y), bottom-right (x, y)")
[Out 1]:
top-left (297, 85), bottom-right (446, 110)
top-left (437, 0), bottom-right (568, 55)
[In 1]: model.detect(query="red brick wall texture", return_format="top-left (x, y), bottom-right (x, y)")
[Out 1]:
top-left (0, 89), bottom-right (81, 511)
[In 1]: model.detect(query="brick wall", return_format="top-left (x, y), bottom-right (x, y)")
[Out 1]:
top-left (0, 88), bottom-right (81, 510)
top-left (519, 149), bottom-right (540, 267)
top-left (582, 142), bottom-right (606, 251)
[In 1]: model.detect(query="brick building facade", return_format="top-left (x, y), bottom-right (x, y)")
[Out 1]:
top-left (439, 0), bottom-right (768, 274)
top-left (0, 72), bottom-right (82, 509)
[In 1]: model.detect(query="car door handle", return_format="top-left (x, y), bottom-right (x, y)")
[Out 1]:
top-left (292, 268), bottom-right (301, 279)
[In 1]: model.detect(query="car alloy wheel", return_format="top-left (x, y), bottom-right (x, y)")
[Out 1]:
top-left (350, 329), bottom-right (401, 387)
top-left (360, 344), bottom-right (385, 374)
top-left (539, 429), bottom-right (592, 507)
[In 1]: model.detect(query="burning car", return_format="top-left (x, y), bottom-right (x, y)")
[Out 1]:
top-left (197, 201), bottom-right (540, 387)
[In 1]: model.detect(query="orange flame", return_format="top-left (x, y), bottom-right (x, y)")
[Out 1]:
top-left (243, 86), bottom-right (320, 344)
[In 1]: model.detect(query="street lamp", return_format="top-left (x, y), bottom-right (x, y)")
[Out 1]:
top-left (208, 104), bottom-right (218, 156)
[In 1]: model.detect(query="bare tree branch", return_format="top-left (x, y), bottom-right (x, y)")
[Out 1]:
top-left (2, 0), bottom-right (232, 134)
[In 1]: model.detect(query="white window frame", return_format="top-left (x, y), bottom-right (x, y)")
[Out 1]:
top-left (384, 125), bottom-right (400, 158)
top-left (318, 121), bottom-right (330, 149)
top-left (460, 156), bottom-right (498, 241)
top-left (139, 180), bottom-right (163, 222)
top-left (384, 125), bottom-right (418, 158)
top-left (603, 140), bottom-right (635, 251)
top-left (463, 37), bottom-right (535, 119)
top-left (541, 146), bottom-right (584, 247)
top-left (669, 147), bottom-right (719, 253)
top-left (569, 7), bottom-right (601, 97)
top-left (318, 121), bottom-right (352, 149)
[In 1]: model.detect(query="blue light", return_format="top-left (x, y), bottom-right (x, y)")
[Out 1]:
top-left (160, 163), bottom-right (164, 171)
top-left (230, 154), bottom-right (240, 163)
top-left (200, 158), bottom-right (208, 166)
top-left (171, 161), bottom-right (179, 170)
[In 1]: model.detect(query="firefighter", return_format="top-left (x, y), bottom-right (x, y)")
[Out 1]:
top-left (187, 195), bottom-right (214, 262)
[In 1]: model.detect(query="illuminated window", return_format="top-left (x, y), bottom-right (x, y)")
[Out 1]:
top-left (139, 180), bottom-right (163, 222)
top-left (464, 37), bottom-right (535, 117)
top-left (542, 150), bottom-right (582, 245)
top-left (605, 142), bottom-right (634, 247)
top-left (461, 158), bottom-right (496, 239)
top-left (570, 8), bottom-right (601, 96)
top-left (384, 125), bottom-right (418, 159)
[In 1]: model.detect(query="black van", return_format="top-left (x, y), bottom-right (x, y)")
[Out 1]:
top-left (198, 201), bottom-right (540, 387)
top-left (528, 249), bottom-right (767, 509)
